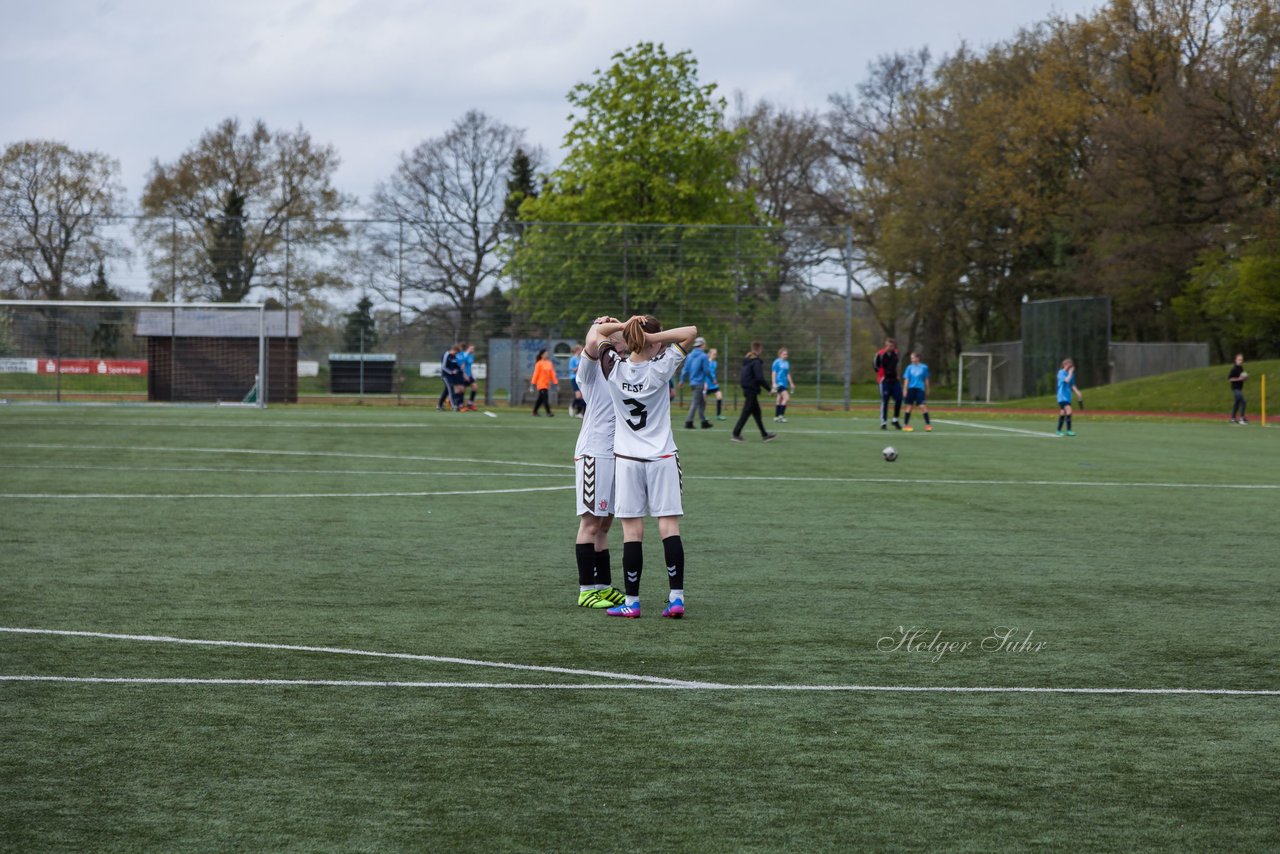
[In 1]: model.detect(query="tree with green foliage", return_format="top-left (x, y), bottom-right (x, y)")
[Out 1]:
top-left (510, 42), bottom-right (766, 329)
top-left (86, 261), bottom-right (122, 357)
top-left (342, 295), bottom-right (378, 353)
top-left (139, 118), bottom-right (350, 303)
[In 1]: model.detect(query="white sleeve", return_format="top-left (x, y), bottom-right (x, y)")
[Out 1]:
top-left (647, 343), bottom-right (688, 385)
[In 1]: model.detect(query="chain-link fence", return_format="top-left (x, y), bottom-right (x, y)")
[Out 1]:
top-left (2, 214), bottom-right (885, 408)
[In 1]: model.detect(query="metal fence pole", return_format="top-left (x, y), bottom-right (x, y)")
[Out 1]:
top-left (843, 226), bottom-right (854, 412)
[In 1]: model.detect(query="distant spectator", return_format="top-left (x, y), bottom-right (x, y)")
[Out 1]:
top-left (1228, 353), bottom-right (1248, 425)
top-left (568, 344), bottom-right (586, 417)
top-left (874, 338), bottom-right (902, 430)
top-left (438, 344), bottom-right (465, 412)
top-left (679, 336), bottom-right (713, 429)
top-left (731, 341), bottom-right (777, 443)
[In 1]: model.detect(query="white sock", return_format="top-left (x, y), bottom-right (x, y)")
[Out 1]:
top-left (593, 584), bottom-right (607, 591)
top-left (580, 585), bottom-right (593, 593)
top-left (625, 595), bottom-right (640, 606)
top-left (670, 589), bottom-right (684, 602)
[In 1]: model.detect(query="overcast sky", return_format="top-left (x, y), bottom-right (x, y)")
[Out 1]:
top-left (2, 0), bottom-right (1104, 211)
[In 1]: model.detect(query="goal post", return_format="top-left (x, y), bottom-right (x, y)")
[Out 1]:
top-left (957, 352), bottom-right (994, 405)
top-left (0, 300), bottom-right (271, 408)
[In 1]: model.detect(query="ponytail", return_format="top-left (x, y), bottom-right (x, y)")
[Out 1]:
top-left (623, 315), bottom-right (661, 354)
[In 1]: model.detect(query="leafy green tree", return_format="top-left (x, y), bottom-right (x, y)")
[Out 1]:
top-left (0, 140), bottom-right (126, 300)
top-left (86, 261), bottom-right (122, 357)
top-left (342, 295), bottom-right (379, 353)
top-left (511, 42), bottom-right (766, 328)
top-left (139, 118), bottom-right (350, 303)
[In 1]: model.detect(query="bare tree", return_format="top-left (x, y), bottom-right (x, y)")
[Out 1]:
top-left (372, 110), bottom-right (535, 344)
top-left (0, 140), bottom-right (126, 300)
top-left (139, 118), bottom-right (351, 303)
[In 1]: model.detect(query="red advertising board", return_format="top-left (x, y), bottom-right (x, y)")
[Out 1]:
top-left (35, 359), bottom-right (148, 376)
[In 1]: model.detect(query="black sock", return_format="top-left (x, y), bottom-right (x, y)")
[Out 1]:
top-left (780, 404), bottom-right (787, 416)
top-left (716, 399), bottom-right (722, 416)
top-left (904, 412), bottom-right (911, 425)
top-left (1058, 415), bottom-right (1065, 430)
top-left (595, 549), bottom-right (612, 586)
top-left (470, 389), bottom-right (476, 403)
top-left (575, 542), bottom-right (595, 587)
top-left (623, 541), bottom-right (643, 597)
top-left (662, 535), bottom-right (684, 592)
top-left (923, 412), bottom-right (930, 425)
top-left (1066, 415), bottom-right (1072, 430)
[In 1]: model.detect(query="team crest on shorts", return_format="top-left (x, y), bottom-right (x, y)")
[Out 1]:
top-left (598, 500), bottom-right (608, 511)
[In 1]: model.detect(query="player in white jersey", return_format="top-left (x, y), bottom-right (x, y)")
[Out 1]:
top-left (570, 316), bottom-right (628, 609)
top-left (592, 315), bottom-right (696, 619)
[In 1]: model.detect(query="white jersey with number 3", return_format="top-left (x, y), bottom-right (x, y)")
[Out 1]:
top-left (601, 343), bottom-right (688, 460)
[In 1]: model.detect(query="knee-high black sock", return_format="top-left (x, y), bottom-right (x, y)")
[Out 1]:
top-left (623, 541), bottom-right (643, 597)
top-left (1066, 414), bottom-right (1072, 430)
top-left (904, 411), bottom-right (911, 425)
top-left (662, 535), bottom-right (684, 592)
top-left (923, 411), bottom-right (931, 425)
top-left (575, 542), bottom-right (596, 587)
top-left (1057, 415), bottom-right (1065, 430)
top-left (595, 548), bottom-right (612, 586)
top-left (716, 398), bottom-right (722, 416)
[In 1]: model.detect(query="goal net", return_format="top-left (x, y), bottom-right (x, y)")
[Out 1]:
top-left (0, 300), bottom-right (272, 407)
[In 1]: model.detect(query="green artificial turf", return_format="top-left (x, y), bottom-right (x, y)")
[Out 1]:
top-left (1007, 359), bottom-right (1280, 414)
top-left (1, 405), bottom-right (1277, 851)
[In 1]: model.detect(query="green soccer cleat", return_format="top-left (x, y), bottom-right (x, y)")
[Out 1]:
top-left (596, 586), bottom-right (626, 606)
top-left (1066, 430), bottom-right (1076, 437)
top-left (577, 590), bottom-right (613, 609)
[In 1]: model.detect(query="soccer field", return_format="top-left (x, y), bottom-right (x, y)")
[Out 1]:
top-left (1, 405), bottom-right (1277, 851)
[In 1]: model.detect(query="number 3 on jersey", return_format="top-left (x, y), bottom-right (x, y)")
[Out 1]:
top-left (621, 397), bottom-right (648, 431)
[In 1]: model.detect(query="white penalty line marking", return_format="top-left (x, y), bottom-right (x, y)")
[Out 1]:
top-left (690, 475), bottom-right (1279, 490)
top-left (2, 628), bottom-right (1274, 697)
top-left (1, 675), bottom-right (1275, 696)
top-left (0, 444), bottom-right (573, 470)
top-left (0, 627), bottom-right (720, 688)
top-left (0, 485), bottom-right (573, 500)
top-left (931, 419), bottom-right (1057, 437)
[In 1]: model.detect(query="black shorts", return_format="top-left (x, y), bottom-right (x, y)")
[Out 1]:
top-left (905, 387), bottom-right (926, 406)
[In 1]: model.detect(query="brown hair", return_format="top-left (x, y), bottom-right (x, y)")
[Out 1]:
top-left (624, 315), bottom-right (661, 354)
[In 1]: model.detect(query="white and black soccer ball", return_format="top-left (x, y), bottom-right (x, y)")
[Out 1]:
top-left (882, 446), bottom-right (898, 462)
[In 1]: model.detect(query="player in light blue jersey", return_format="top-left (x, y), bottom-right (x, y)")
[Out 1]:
top-left (902, 352), bottom-right (932, 432)
top-left (457, 343), bottom-right (477, 411)
top-left (1055, 358), bottom-right (1083, 436)
top-left (771, 347), bottom-right (794, 422)
top-left (568, 344), bottom-right (585, 417)
top-left (706, 348), bottom-right (725, 420)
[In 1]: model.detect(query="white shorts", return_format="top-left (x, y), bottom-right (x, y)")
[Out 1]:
top-left (614, 455), bottom-right (683, 518)
top-left (574, 454), bottom-right (616, 517)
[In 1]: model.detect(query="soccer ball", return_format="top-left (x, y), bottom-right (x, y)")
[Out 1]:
top-left (882, 446), bottom-right (898, 462)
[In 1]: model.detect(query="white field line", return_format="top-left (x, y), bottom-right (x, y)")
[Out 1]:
top-left (0, 443), bottom-right (573, 470)
top-left (1, 675), bottom-right (1276, 696)
top-left (931, 419), bottom-right (1057, 437)
top-left (0, 464), bottom-right (565, 478)
top-left (0, 485), bottom-right (573, 500)
top-left (0, 627), bottom-right (722, 688)
top-left (688, 475), bottom-right (1279, 490)
top-left (3, 627), bottom-right (1274, 696)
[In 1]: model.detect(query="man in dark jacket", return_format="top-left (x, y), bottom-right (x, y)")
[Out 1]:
top-left (732, 341), bottom-right (778, 443)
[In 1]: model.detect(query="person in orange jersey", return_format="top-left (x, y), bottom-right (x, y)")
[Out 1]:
top-left (530, 348), bottom-right (559, 416)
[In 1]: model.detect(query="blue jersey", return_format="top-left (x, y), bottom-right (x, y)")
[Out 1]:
top-left (568, 354), bottom-right (580, 380)
top-left (772, 358), bottom-right (791, 388)
top-left (707, 359), bottom-right (719, 389)
top-left (457, 350), bottom-right (475, 379)
top-left (1056, 368), bottom-right (1076, 402)
top-left (904, 363), bottom-right (929, 390)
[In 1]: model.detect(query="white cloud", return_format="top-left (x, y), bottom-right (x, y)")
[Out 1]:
top-left (0, 0), bottom-right (1104, 208)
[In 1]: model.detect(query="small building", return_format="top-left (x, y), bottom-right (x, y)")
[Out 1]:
top-left (135, 309), bottom-right (300, 403)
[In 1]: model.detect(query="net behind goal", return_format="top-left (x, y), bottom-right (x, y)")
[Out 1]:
top-left (0, 301), bottom-right (296, 407)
